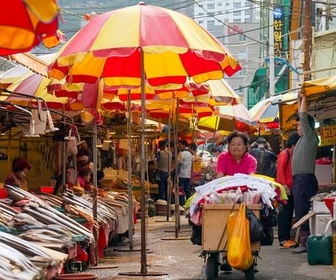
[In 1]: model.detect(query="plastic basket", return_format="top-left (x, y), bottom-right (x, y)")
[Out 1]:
top-left (39, 186), bottom-right (54, 194)
top-left (0, 188), bottom-right (7, 198)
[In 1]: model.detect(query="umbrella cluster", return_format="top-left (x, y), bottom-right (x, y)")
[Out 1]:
top-left (0, 0), bottom-right (60, 55)
top-left (0, 1), bottom-right (267, 276)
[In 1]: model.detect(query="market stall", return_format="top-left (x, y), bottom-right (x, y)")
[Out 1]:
top-left (0, 180), bottom-right (138, 278)
top-left (187, 174), bottom-right (285, 280)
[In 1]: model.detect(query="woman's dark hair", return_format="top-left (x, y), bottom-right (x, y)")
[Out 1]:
top-left (189, 142), bottom-right (197, 151)
top-left (226, 131), bottom-right (250, 153)
top-left (286, 132), bottom-right (300, 148)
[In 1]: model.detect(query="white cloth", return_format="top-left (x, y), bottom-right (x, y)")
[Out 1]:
top-left (189, 173), bottom-right (278, 215)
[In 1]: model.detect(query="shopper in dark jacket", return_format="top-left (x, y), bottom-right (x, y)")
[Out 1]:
top-left (249, 137), bottom-right (277, 177)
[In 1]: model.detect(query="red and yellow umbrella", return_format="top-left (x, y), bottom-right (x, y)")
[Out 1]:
top-left (46, 2), bottom-right (241, 273)
top-left (0, 72), bottom-right (127, 124)
top-left (0, 0), bottom-right (60, 55)
top-left (48, 3), bottom-right (241, 88)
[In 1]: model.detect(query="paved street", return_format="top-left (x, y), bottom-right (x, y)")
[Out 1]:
top-left (83, 215), bottom-right (336, 280)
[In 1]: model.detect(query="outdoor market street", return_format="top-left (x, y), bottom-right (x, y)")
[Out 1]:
top-left (82, 215), bottom-right (336, 280)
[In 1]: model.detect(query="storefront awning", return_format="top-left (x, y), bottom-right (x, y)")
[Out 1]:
top-left (280, 76), bottom-right (336, 131)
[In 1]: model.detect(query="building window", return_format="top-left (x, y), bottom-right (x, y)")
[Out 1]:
top-left (218, 3), bottom-right (222, 6)
top-left (208, 26), bottom-right (215, 33)
top-left (207, 3), bottom-right (215, 9)
top-left (199, 20), bottom-right (203, 24)
top-left (245, 1), bottom-right (251, 6)
top-left (233, 2), bottom-right (241, 8)
top-left (239, 33), bottom-right (247, 41)
top-left (233, 18), bottom-right (241, 22)
top-left (234, 11), bottom-right (241, 16)
top-left (207, 20), bottom-right (215, 26)
top-left (245, 9), bottom-right (250, 15)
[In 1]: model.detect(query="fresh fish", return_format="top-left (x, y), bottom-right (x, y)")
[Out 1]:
top-left (12, 213), bottom-right (45, 227)
top-left (0, 241), bottom-right (45, 280)
top-left (0, 231), bottom-right (52, 261)
top-left (23, 205), bottom-right (94, 244)
top-left (20, 228), bottom-right (73, 246)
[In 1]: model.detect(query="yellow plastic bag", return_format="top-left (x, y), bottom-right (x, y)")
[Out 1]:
top-left (227, 203), bottom-right (254, 271)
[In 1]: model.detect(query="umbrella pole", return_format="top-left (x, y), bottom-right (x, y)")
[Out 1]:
top-left (166, 110), bottom-right (172, 221)
top-left (174, 98), bottom-right (180, 235)
top-left (127, 91), bottom-right (134, 249)
top-left (62, 107), bottom-right (66, 187)
top-left (140, 66), bottom-right (147, 274)
top-left (120, 49), bottom-right (166, 277)
top-left (92, 123), bottom-right (98, 265)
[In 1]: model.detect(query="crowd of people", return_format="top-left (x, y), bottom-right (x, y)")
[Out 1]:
top-left (4, 92), bottom-right (319, 256)
top-left (151, 92), bottom-right (319, 257)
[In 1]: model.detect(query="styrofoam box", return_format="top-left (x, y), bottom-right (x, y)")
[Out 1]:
top-left (315, 164), bottom-right (332, 185)
top-left (309, 213), bottom-right (333, 235)
top-left (312, 201), bottom-right (330, 214)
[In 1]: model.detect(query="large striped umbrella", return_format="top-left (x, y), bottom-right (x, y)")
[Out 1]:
top-left (47, 2), bottom-right (241, 275)
top-left (0, 0), bottom-right (60, 55)
top-left (48, 3), bottom-right (241, 87)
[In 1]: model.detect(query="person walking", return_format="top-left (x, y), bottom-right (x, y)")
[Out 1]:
top-left (177, 139), bottom-right (193, 205)
top-left (249, 137), bottom-right (277, 178)
top-left (291, 92), bottom-right (319, 254)
top-left (276, 132), bottom-right (300, 249)
top-left (188, 142), bottom-right (202, 189)
top-left (155, 139), bottom-right (173, 201)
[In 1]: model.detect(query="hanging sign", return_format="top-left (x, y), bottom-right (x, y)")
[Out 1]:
top-left (320, 125), bottom-right (336, 146)
top-left (273, 6), bottom-right (284, 58)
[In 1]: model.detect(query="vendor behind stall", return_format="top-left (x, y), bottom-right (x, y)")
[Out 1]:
top-left (4, 158), bottom-right (33, 191)
top-left (216, 131), bottom-right (257, 177)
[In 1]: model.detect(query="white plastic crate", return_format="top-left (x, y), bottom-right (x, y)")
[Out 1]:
top-left (312, 201), bottom-right (330, 214)
top-left (309, 213), bottom-right (333, 235)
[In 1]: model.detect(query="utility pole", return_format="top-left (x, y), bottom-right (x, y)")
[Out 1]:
top-left (268, 0), bottom-right (275, 97)
top-left (303, 0), bottom-right (312, 82)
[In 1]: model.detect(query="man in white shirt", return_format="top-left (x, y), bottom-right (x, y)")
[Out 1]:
top-left (177, 139), bottom-right (193, 206)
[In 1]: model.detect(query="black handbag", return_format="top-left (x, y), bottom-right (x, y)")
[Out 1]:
top-left (246, 206), bottom-right (264, 243)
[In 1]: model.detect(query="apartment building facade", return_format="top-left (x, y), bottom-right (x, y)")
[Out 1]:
top-left (194, 0), bottom-right (261, 102)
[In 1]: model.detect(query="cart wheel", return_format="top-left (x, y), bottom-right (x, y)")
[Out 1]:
top-left (206, 253), bottom-right (218, 279)
top-left (244, 263), bottom-right (255, 280)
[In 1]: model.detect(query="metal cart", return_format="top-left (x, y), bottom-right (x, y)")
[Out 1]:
top-left (201, 204), bottom-right (261, 280)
